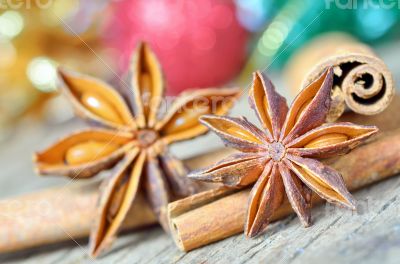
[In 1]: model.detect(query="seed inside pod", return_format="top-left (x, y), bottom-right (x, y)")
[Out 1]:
top-left (262, 95), bottom-right (273, 130)
top-left (140, 72), bottom-right (152, 116)
top-left (162, 104), bottom-right (211, 134)
top-left (304, 133), bottom-right (348, 148)
top-left (81, 92), bottom-right (124, 124)
top-left (226, 126), bottom-right (262, 144)
top-left (65, 141), bottom-right (120, 165)
top-left (107, 175), bottom-right (129, 222)
top-left (295, 97), bottom-right (313, 123)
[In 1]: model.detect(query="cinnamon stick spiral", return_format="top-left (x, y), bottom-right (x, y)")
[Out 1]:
top-left (284, 33), bottom-right (395, 121)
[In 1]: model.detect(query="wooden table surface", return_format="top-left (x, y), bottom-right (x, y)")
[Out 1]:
top-left (0, 44), bottom-right (399, 264)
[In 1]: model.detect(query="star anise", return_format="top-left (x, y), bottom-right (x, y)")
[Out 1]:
top-left (34, 42), bottom-right (240, 257)
top-left (189, 68), bottom-right (378, 237)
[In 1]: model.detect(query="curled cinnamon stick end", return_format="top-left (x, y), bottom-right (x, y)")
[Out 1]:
top-left (168, 128), bottom-right (400, 252)
top-left (284, 33), bottom-right (395, 121)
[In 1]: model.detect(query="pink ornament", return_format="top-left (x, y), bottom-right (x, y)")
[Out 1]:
top-left (103, 0), bottom-right (249, 94)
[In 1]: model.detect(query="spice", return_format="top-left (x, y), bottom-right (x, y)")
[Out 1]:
top-left (34, 42), bottom-right (240, 257)
top-left (284, 33), bottom-right (394, 121)
top-left (170, 128), bottom-right (400, 252)
top-left (1, 127), bottom-right (399, 254)
top-left (0, 184), bottom-right (156, 254)
top-left (189, 68), bottom-right (378, 237)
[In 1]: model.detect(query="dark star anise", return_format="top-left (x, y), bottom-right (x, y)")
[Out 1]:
top-left (34, 42), bottom-right (240, 256)
top-left (189, 68), bottom-right (378, 237)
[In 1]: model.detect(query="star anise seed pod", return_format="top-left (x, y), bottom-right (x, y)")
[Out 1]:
top-left (189, 68), bottom-right (378, 237)
top-left (34, 42), bottom-right (240, 257)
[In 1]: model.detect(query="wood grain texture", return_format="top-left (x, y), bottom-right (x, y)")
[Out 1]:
top-left (0, 73), bottom-right (399, 263)
top-left (3, 176), bottom-right (399, 264)
top-left (1, 123), bottom-right (399, 264)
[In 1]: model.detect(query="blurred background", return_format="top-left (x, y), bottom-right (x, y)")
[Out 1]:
top-left (0, 0), bottom-right (400, 196)
top-left (1, 0), bottom-right (400, 141)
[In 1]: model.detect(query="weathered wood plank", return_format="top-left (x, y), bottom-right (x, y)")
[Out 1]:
top-left (0, 68), bottom-right (399, 263)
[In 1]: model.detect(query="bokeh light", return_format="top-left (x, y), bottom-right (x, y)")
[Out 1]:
top-left (356, 8), bottom-right (397, 40)
top-left (26, 57), bottom-right (58, 92)
top-left (0, 11), bottom-right (24, 39)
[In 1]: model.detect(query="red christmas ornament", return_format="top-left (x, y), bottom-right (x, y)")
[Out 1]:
top-left (103, 0), bottom-right (250, 94)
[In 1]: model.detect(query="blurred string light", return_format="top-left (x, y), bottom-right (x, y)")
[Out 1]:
top-left (26, 57), bottom-right (59, 93)
top-left (255, 0), bottom-right (305, 65)
top-left (240, 0), bottom-right (400, 75)
top-left (0, 11), bottom-right (24, 39)
top-left (356, 7), bottom-right (397, 40)
top-left (237, 0), bottom-right (308, 80)
top-left (235, 0), bottom-right (273, 32)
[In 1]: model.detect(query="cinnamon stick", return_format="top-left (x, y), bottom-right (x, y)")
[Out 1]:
top-left (0, 150), bottom-right (229, 253)
top-left (168, 128), bottom-right (400, 252)
top-left (284, 33), bottom-right (395, 121)
top-left (0, 184), bottom-right (156, 253)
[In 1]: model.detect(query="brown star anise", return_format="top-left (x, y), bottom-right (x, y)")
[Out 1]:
top-left (34, 42), bottom-right (240, 257)
top-left (189, 68), bottom-right (378, 237)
